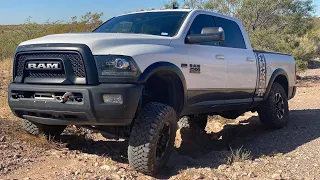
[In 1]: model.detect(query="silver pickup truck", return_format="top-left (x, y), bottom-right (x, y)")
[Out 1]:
top-left (8, 9), bottom-right (296, 174)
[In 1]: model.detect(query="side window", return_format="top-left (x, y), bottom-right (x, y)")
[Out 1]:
top-left (187, 14), bottom-right (219, 46)
top-left (214, 17), bottom-right (246, 49)
top-left (110, 21), bottom-right (133, 33)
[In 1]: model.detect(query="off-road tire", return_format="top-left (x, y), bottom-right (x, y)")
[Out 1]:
top-left (22, 119), bottom-right (66, 137)
top-left (258, 82), bottom-right (289, 129)
top-left (128, 102), bottom-right (177, 175)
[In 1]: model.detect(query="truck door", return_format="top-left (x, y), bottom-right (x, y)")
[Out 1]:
top-left (185, 14), bottom-right (228, 107)
top-left (213, 16), bottom-right (257, 103)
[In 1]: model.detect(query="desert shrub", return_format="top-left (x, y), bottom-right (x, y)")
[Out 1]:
top-left (0, 12), bottom-right (103, 59)
top-left (226, 146), bottom-right (252, 165)
top-left (175, 0), bottom-right (320, 71)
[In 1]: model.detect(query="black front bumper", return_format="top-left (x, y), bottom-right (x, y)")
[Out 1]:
top-left (8, 83), bottom-right (143, 125)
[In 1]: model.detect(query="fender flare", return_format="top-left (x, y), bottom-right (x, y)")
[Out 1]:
top-left (264, 68), bottom-right (288, 100)
top-left (138, 62), bottom-right (187, 109)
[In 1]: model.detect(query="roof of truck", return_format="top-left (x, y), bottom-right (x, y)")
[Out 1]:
top-left (118, 9), bottom-right (240, 23)
top-left (119, 9), bottom-right (192, 16)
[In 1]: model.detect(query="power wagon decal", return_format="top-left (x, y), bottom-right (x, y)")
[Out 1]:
top-left (255, 53), bottom-right (267, 97)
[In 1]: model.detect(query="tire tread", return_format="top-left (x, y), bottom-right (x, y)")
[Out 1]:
top-left (258, 82), bottom-right (289, 129)
top-left (128, 102), bottom-right (177, 175)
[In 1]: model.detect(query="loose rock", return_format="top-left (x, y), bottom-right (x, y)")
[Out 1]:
top-left (100, 165), bottom-right (111, 171)
top-left (271, 173), bottom-right (282, 180)
top-left (218, 164), bottom-right (228, 170)
top-left (0, 136), bottom-right (5, 142)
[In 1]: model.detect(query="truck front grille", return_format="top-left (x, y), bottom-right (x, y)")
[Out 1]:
top-left (67, 54), bottom-right (86, 78)
top-left (14, 52), bottom-right (86, 82)
top-left (28, 71), bottom-right (66, 78)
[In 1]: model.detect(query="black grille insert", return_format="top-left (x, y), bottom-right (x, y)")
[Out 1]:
top-left (28, 71), bottom-right (66, 78)
top-left (14, 52), bottom-right (86, 81)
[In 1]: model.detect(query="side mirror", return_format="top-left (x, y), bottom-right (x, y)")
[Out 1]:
top-left (186, 27), bottom-right (225, 44)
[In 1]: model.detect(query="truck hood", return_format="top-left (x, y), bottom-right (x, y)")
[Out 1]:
top-left (19, 33), bottom-right (172, 55)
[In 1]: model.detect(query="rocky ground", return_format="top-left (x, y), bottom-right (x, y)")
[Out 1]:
top-left (0, 61), bottom-right (320, 180)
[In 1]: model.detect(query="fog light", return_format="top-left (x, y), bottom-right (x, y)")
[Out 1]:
top-left (103, 94), bottom-right (123, 104)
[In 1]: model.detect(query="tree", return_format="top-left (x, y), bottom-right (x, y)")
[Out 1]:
top-left (202, 0), bottom-right (243, 16)
top-left (182, 0), bottom-right (204, 9)
top-left (163, 0), bottom-right (180, 9)
top-left (180, 0), bottom-right (316, 69)
top-left (70, 12), bottom-right (104, 32)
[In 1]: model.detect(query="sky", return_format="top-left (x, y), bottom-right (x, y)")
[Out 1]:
top-left (0, 0), bottom-right (165, 25)
top-left (0, 0), bottom-right (319, 25)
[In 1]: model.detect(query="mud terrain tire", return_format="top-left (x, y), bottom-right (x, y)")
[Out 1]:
top-left (128, 102), bottom-right (177, 175)
top-left (258, 82), bottom-right (289, 129)
top-left (22, 119), bottom-right (66, 137)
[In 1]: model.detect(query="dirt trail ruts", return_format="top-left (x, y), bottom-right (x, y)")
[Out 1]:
top-left (1, 62), bottom-right (320, 180)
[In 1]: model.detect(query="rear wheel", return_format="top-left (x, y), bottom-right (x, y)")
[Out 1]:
top-left (22, 119), bottom-right (66, 137)
top-left (128, 102), bottom-right (177, 175)
top-left (258, 83), bottom-right (289, 129)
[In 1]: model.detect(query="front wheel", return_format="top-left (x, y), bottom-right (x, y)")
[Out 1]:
top-left (22, 119), bottom-right (66, 137)
top-left (128, 102), bottom-right (177, 175)
top-left (258, 83), bottom-right (289, 129)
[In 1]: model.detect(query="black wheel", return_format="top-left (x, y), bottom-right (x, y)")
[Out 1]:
top-left (22, 119), bottom-right (66, 137)
top-left (128, 102), bottom-right (177, 175)
top-left (258, 83), bottom-right (289, 129)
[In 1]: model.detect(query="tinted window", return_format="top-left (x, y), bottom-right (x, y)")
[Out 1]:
top-left (214, 17), bottom-right (246, 49)
top-left (94, 12), bottom-right (188, 37)
top-left (188, 14), bottom-right (216, 35)
top-left (187, 14), bottom-right (219, 46)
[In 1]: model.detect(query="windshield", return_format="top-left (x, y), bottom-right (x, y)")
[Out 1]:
top-left (93, 11), bottom-right (189, 37)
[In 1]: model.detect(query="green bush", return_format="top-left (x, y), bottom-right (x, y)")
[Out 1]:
top-left (179, 0), bottom-right (320, 71)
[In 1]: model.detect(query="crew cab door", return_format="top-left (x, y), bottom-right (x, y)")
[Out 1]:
top-left (185, 14), bottom-right (227, 107)
top-left (213, 16), bottom-right (257, 103)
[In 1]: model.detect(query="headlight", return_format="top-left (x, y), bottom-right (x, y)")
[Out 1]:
top-left (94, 55), bottom-right (141, 78)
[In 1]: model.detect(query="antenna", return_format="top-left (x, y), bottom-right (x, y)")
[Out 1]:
top-left (172, 3), bottom-right (178, 9)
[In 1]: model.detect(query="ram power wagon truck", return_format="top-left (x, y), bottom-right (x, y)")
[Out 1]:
top-left (8, 9), bottom-right (296, 174)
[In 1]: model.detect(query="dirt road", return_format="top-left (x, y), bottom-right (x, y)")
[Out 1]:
top-left (0, 62), bottom-right (319, 179)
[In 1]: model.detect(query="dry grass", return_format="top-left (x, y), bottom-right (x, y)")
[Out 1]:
top-left (19, 133), bottom-right (58, 149)
top-left (0, 118), bottom-right (56, 149)
top-left (0, 58), bottom-right (13, 119)
top-left (226, 146), bottom-right (252, 165)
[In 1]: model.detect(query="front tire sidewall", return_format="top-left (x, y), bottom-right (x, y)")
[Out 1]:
top-left (128, 102), bottom-right (177, 175)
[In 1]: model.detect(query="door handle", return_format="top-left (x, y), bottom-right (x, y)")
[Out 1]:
top-left (216, 55), bottom-right (225, 60)
top-left (246, 57), bottom-right (255, 62)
